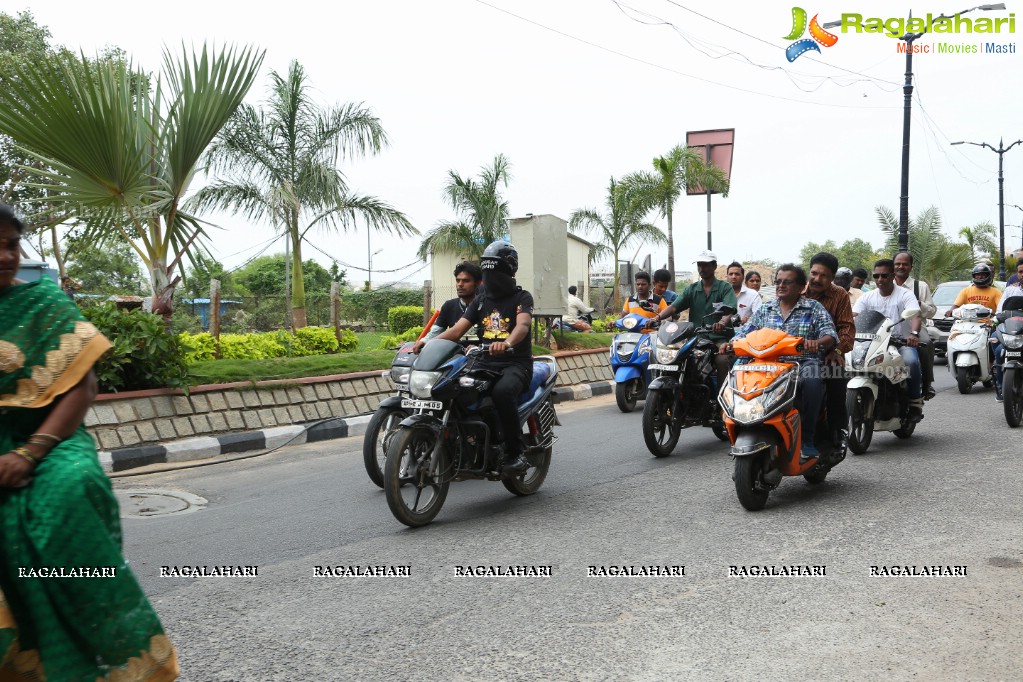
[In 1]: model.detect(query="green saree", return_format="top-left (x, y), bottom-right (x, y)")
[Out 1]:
top-left (0, 276), bottom-right (178, 682)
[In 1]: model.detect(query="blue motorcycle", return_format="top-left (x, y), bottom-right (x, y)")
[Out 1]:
top-left (383, 340), bottom-right (560, 527)
top-left (610, 313), bottom-right (655, 412)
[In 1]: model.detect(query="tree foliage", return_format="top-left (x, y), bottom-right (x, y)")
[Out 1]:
top-left (0, 43), bottom-right (265, 319)
top-left (621, 145), bottom-right (729, 288)
top-left (191, 60), bottom-right (415, 328)
top-left (876, 205), bottom-right (974, 287)
top-left (798, 237), bottom-right (879, 274)
top-left (570, 178), bottom-right (666, 310)
top-left (234, 254), bottom-right (343, 298)
top-left (65, 237), bottom-right (146, 294)
top-left (417, 154), bottom-right (511, 260)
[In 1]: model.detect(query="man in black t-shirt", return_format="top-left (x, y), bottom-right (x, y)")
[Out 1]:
top-left (414, 241), bottom-right (533, 475)
top-left (425, 261), bottom-right (483, 340)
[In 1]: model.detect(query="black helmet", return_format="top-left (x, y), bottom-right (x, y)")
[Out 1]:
top-left (972, 263), bottom-right (994, 287)
top-left (481, 240), bottom-right (518, 276)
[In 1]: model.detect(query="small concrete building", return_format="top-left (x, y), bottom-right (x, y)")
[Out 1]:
top-left (428, 214), bottom-right (592, 318)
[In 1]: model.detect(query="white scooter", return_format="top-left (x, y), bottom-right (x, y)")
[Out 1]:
top-left (947, 303), bottom-right (995, 395)
top-left (845, 308), bottom-right (921, 455)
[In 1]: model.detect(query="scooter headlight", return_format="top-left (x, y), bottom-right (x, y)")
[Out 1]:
top-left (851, 342), bottom-right (870, 369)
top-left (1003, 333), bottom-right (1023, 349)
top-left (408, 370), bottom-right (442, 398)
top-left (733, 399), bottom-right (765, 423)
top-left (950, 332), bottom-right (976, 344)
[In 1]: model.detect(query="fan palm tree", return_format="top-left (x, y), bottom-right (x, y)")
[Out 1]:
top-left (191, 61), bottom-right (416, 328)
top-left (622, 144), bottom-right (729, 288)
top-left (957, 221), bottom-right (997, 261)
top-left (0, 45), bottom-right (263, 317)
top-left (417, 154), bottom-right (511, 261)
top-left (570, 178), bottom-right (667, 310)
top-left (877, 205), bottom-right (974, 287)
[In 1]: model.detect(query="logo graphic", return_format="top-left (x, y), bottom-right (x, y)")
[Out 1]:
top-left (784, 7), bottom-right (839, 61)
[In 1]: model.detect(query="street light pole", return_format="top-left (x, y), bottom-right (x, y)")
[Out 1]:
top-left (823, 4), bottom-right (1005, 253)
top-left (951, 138), bottom-right (1023, 279)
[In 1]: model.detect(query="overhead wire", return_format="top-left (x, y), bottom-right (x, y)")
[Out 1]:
top-left (470, 0), bottom-right (899, 110)
top-left (613, 0), bottom-right (902, 94)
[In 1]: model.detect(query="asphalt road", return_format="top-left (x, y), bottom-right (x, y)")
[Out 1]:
top-left (117, 365), bottom-right (1023, 681)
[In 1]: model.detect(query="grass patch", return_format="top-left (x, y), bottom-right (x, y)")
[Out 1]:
top-left (354, 331), bottom-right (391, 351)
top-left (187, 351), bottom-right (395, 386)
top-left (186, 333), bottom-right (614, 386)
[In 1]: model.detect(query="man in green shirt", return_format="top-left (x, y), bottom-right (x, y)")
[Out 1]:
top-left (648, 250), bottom-right (738, 387)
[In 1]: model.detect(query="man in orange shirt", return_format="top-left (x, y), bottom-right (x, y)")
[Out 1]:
top-left (620, 271), bottom-right (667, 330)
top-left (945, 264), bottom-right (1001, 320)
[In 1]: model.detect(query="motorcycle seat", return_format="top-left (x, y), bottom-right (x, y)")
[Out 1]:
top-left (518, 361), bottom-right (553, 405)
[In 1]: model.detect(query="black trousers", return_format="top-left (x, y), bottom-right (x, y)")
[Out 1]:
top-left (825, 374), bottom-right (849, 440)
top-left (486, 361), bottom-right (531, 455)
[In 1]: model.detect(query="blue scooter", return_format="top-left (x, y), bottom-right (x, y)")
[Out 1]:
top-left (610, 313), bottom-right (655, 412)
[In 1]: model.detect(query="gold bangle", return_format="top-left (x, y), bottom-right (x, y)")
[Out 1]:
top-left (28, 433), bottom-right (61, 444)
top-left (11, 447), bottom-right (38, 466)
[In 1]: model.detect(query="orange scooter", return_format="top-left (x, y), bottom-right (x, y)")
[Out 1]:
top-left (717, 328), bottom-right (845, 510)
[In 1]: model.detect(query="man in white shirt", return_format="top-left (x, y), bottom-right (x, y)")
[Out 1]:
top-left (853, 258), bottom-right (923, 420)
top-left (893, 251), bottom-right (936, 400)
top-left (564, 285), bottom-right (594, 331)
top-left (726, 261), bottom-right (761, 323)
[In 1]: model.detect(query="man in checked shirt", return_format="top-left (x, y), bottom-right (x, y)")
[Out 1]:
top-left (721, 263), bottom-right (839, 463)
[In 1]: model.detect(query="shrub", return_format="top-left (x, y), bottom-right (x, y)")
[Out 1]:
top-left (388, 306), bottom-right (424, 335)
top-left (337, 328), bottom-right (358, 353)
top-left (180, 331), bottom-right (216, 363)
top-left (82, 303), bottom-right (189, 392)
top-left (339, 289), bottom-right (423, 325)
top-left (379, 326), bottom-right (424, 350)
top-left (219, 332), bottom-right (287, 360)
top-left (591, 315), bottom-right (618, 333)
top-left (170, 307), bottom-right (204, 334)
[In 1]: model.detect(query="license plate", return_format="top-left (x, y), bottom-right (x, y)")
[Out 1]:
top-left (648, 364), bottom-right (679, 372)
top-left (401, 399), bottom-right (442, 411)
top-left (855, 333), bottom-right (877, 341)
top-left (1006, 351), bottom-right (1022, 359)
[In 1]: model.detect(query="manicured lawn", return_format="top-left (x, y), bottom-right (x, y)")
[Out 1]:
top-left (187, 351), bottom-right (396, 386)
top-left (354, 331), bottom-right (392, 351)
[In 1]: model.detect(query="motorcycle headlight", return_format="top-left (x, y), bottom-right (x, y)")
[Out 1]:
top-left (656, 343), bottom-right (680, 364)
top-left (733, 398), bottom-right (765, 423)
top-left (728, 372), bottom-right (793, 424)
top-left (851, 342), bottom-right (870, 369)
top-left (390, 366), bottom-right (411, 385)
top-left (408, 370), bottom-right (442, 398)
top-left (1003, 333), bottom-right (1023, 349)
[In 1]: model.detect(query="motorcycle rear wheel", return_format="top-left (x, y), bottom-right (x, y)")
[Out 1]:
top-left (846, 389), bottom-right (874, 455)
top-left (642, 390), bottom-right (681, 457)
top-left (734, 453), bottom-right (770, 511)
top-left (384, 427), bottom-right (450, 527)
top-left (616, 378), bottom-right (642, 413)
top-left (1004, 368), bottom-right (1023, 428)
top-left (363, 407), bottom-right (407, 488)
top-left (956, 366), bottom-right (973, 395)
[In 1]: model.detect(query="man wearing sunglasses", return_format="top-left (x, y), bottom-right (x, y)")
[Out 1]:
top-left (724, 264), bottom-right (838, 463)
top-left (852, 258), bottom-right (924, 422)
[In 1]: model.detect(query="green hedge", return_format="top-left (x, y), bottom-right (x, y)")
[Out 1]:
top-left (82, 303), bottom-right (189, 392)
top-left (388, 306), bottom-right (423, 335)
top-left (378, 326), bottom-right (424, 350)
top-left (180, 327), bottom-right (357, 364)
top-left (339, 289), bottom-right (423, 325)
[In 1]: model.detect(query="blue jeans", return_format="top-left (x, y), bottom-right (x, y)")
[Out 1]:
top-left (993, 341), bottom-right (1004, 391)
top-left (899, 346), bottom-right (922, 399)
top-left (797, 361), bottom-right (824, 445)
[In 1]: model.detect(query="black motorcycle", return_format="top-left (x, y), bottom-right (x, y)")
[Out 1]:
top-left (996, 295), bottom-right (1023, 427)
top-left (362, 342), bottom-right (416, 488)
top-left (383, 340), bottom-right (560, 527)
top-left (641, 305), bottom-right (737, 457)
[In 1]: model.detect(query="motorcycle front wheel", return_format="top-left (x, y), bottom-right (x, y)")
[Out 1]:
top-left (615, 378), bottom-right (642, 413)
top-left (955, 366), bottom-right (973, 395)
top-left (642, 390), bottom-right (681, 457)
top-left (734, 452), bottom-right (770, 511)
top-left (1005, 367), bottom-right (1023, 428)
top-left (846, 388), bottom-right (874, 455)
top-left (363, 407), bottom-right (407, 488)
top-left (384, 427), bottom-right (450, 527)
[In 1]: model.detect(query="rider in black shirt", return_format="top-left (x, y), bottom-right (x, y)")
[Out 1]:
top-left (414, 241), bottom-right (533, 475)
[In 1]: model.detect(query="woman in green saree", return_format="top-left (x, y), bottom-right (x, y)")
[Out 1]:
top-left (0, 205), bottom-right (178, 681)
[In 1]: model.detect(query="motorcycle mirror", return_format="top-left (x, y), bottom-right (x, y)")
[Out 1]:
top-left (901, 308), bottom-right (920, 320)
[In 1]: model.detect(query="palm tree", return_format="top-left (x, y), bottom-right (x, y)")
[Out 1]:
top-left (417, 154), bottom-right (511, 260)
top-left (0, 45), bottom-right (263, 317)
top-left (622, 145), bottom-right (729, 288)
top-left (877, 205), bottom-right (974, 287)
top-left (958, 221), bottom-right (997, 261)
top-left (570, 178), bottom-right (667, 310)
top-left (191, 61), bottom-right (416, 328)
